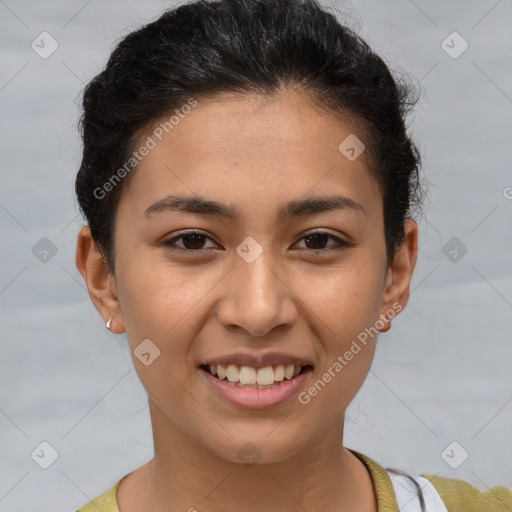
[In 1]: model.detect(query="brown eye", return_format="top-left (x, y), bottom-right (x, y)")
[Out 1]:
top-left (160, 230), bottom-right (351, 255)
top-left (294, 231), bottom-right (351, 252)
top-left (303, 233), bottom-right (331, 250)
top-left (161, 231), bottom-right (218, 252)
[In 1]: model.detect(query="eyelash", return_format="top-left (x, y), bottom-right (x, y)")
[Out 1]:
top-left (160, 230), bottom-right (352, 254)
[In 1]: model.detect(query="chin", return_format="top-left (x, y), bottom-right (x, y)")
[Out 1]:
top-left (201, 429), bottom-right (309, 466)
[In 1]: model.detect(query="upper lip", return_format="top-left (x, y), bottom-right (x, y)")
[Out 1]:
top-left (201, 352), bottom-right (314, 369)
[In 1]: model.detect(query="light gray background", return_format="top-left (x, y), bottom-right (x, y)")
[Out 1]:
top-left (1, 0), bottom-right (511, 510)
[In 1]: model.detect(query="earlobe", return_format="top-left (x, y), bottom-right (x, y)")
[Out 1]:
top-left (378, 219), bottom-right (418, 330)
top-left (75, 226), bottom-right (126, 334)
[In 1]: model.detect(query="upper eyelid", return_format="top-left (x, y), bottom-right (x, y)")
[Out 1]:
top-left (164, 230), bottom-right (218, 245)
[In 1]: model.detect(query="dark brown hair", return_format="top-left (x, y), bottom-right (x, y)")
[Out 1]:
top-left (75, 0), bottom-right (426, 276)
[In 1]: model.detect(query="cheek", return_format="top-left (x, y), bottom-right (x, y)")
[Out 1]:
top-left (116, 252), bottom-right (222, 340)
top-left (296, 275), bottom-right (380, 420)
top-left (115, 256), bottom-right (231, 401)
top-left (301, 348), bottom-right (375, 416)
top-left (114, 261), bottom-right (206, 413)
top-left (292, 264), bottom-right (382, 399)
top-left (291, 262), bottom-right (384, 339)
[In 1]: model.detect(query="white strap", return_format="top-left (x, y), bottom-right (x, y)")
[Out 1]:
top-left (386, 471), bottom-right (448, 512)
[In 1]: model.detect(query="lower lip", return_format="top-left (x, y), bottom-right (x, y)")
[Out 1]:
top-left (199, 367), bottom-right (312, 409)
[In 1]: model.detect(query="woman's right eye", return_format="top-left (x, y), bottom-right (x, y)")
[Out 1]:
top-left (160, 231), bottom-right (219, 253)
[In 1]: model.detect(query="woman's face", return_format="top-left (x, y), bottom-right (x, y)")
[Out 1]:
top-left (78, 90), bottom-right (417, 464)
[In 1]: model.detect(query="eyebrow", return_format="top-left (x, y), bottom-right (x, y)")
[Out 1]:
top-left (142, 194), bottom-right (367, 222)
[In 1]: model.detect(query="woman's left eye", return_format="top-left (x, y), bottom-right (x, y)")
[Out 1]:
top-left (293, 232), bottom-right (350, 251)
top-left (160, 230), bottom-right (351, 253)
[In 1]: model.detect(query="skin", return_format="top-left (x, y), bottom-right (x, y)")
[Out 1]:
top-left (76, 89), bottom-right (418, 512)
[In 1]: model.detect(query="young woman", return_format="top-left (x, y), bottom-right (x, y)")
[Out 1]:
top-left (74, 0), bottom-right (512, 510)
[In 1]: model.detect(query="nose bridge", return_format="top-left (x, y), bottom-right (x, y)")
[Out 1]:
top-left (237, 240), bottom-right (279, 303)
top-left (216, 236), bottom-right (297, 335)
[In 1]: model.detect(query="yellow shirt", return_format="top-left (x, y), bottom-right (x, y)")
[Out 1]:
top-left (76, 449), bottom-right (512, 511)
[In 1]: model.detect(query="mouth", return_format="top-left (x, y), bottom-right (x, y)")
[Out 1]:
top-left (199, 363), bottom-right (314, 389)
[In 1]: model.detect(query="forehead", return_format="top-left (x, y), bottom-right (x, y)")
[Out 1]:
top-left (118, 90), bottom-right (382, 224)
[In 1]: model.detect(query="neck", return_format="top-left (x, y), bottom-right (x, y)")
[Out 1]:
top-left (119, 400), bottom-right (377, 512)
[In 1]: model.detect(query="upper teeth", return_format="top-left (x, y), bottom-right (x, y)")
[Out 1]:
top-left (208, 364), bottom-right (302, 385)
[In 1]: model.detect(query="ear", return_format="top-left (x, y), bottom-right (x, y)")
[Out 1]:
top-left (378, 219), bottom-right (418, 332)
top-left (75, 226), bottom-right (125, 334)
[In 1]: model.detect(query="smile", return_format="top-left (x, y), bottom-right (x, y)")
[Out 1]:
top-left (200, 363), bottom-right (313, 389)
top-left (198, 362), bottom-right (314, 409)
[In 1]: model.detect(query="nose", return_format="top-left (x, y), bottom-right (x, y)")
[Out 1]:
top-left (215, 246), bottom-right (298, 337)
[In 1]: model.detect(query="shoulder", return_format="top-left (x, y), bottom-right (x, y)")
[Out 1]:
top-left (75, 476), bottom-right (124, 512)
top-left (420, 473), bottom-right (512, 512)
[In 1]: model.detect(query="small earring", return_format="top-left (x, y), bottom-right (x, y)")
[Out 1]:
top-left (381, 321), bottom-right (392, 333)
top-left (379, 314), bottom-right (392, 333)
top-left (105, 318), bottom-right (112, 330)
